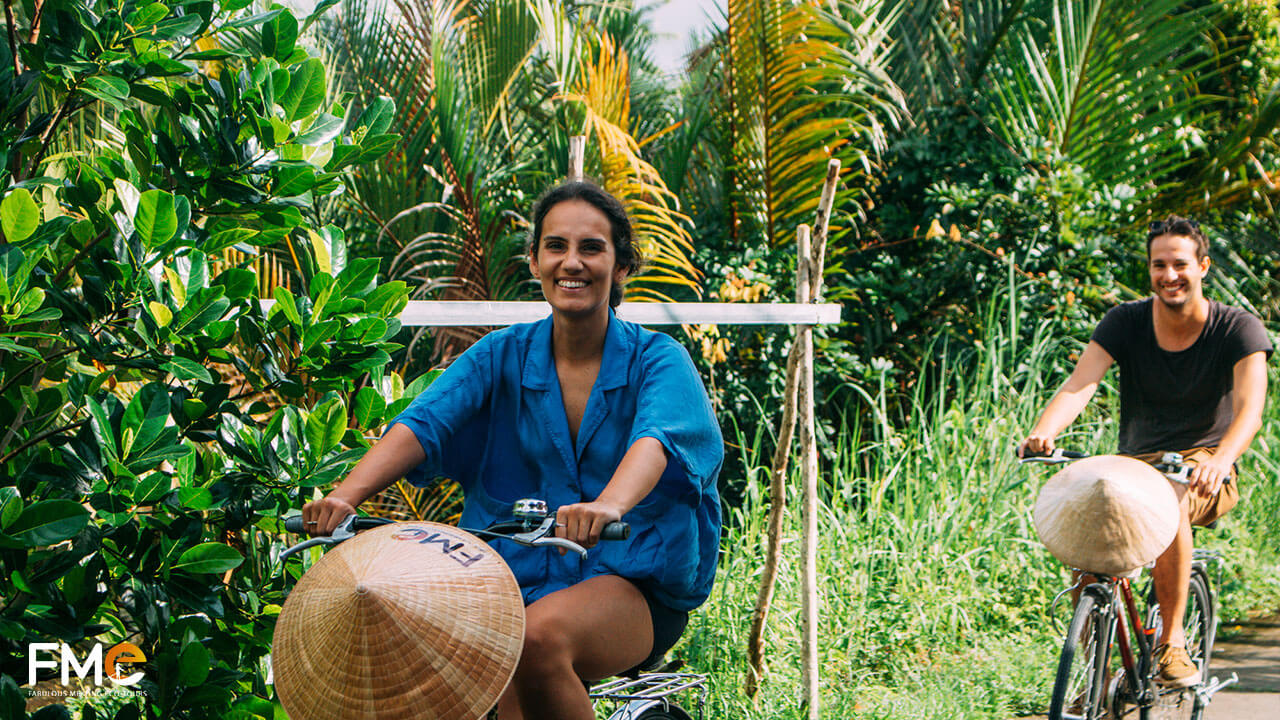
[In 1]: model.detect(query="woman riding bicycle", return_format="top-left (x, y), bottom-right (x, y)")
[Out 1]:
top-left (300, 181), bottom-right (724, 720)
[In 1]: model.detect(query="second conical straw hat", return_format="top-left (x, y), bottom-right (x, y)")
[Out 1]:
top-left (1033, 455), bottom-right (1179, 575)
top-left (273, 521), bottom-right (524, 720)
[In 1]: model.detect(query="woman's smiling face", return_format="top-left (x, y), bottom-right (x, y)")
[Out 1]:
top-left (530, 199), bottom-right (627, 319)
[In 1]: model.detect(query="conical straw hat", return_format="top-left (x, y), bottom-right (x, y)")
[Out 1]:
top-left (273, 522), bottom-right (524, 720)
top-left (1033, 455), bottom-right (1179, 575)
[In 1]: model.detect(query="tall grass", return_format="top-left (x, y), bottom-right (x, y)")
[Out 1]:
top-left (678, 290), bottom-right (1280, 719)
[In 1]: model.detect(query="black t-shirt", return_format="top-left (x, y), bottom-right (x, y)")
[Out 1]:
top-left (1091, 299), bottom-right (1273, 455)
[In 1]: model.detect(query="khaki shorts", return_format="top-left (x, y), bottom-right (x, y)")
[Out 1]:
top-left (1127, 447), bottom-right (1239, 526)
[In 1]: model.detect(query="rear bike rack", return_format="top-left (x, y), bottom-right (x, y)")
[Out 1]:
top-left (590, 672), bottom-right (708, 720)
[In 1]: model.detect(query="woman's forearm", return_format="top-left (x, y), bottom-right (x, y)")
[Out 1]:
top-left (594, 436), bottom-right (668, 515)
top-left (330, 423), bottom-right (427, 506)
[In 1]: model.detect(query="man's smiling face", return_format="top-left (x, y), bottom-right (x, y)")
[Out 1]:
top-left (1148, 233), bottom-right (1209, 310)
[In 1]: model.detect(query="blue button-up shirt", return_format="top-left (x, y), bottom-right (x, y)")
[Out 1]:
top-left (391, 313), bottom-right (723, 611)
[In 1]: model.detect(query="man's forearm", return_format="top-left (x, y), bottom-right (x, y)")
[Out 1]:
top-left (1030, 385), bottom-right (1096, 440)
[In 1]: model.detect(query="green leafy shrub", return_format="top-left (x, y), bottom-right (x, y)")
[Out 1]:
top-left (1, 1), bottom-right (409, 716)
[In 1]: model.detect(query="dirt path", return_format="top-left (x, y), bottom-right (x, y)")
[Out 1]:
top-left (1202, 617), bottom-right (1280, 719)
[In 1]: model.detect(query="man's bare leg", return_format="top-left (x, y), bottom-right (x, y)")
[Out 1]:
top-left (1153, 490), bottom-right (1192, 648)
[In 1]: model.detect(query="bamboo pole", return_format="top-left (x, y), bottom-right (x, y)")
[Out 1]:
top-left (744, 260), bottom-right (804, 697)
top-left (745, 159), bottom-right (841, 699)
top-left (568, 135), bottom-right (586, 181)
top-left (796, 225), bottom-right (819, 717)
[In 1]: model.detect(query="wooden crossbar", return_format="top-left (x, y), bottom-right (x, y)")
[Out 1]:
top-left (260, 300), bottom-right (841, 326)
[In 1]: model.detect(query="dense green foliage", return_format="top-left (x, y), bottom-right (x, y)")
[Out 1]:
top-left (1, 1), bottom-right (411, 717)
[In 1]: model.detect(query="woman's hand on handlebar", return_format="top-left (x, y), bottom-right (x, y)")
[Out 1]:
top-left (302, 495), bottom-right (358, 536)
top-left (555, 500), bottom-right (623, 550)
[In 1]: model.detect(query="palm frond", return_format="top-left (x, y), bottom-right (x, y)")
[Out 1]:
top-left (567, 31), bottom-right (703, 301)
top-left (726, 0), bottom-right (905, 250)
top-left (988, 0), bottom-right (1219, 204)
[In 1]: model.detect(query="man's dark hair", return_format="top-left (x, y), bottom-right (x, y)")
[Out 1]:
top-left (528, 180), bottom-right (642, 308)
top-left (1146, 215), bottom-right (1209, 260)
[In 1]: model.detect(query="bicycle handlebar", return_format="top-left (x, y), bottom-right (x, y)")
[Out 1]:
top-left (1015, 448), bottom-right (1089, 463)
top-left (1016, 448), bottom-right (1191, 484)
top-left (280, 500), bottom-right (630, 562)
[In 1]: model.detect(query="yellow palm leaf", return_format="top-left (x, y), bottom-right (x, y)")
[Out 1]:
top-left (565, 32), bottom-right (703, 302)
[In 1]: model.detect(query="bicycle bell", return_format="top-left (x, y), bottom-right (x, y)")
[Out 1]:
top-left (513, 498), bottom-right (548, 520)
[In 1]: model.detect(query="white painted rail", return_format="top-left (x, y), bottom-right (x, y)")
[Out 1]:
top-left (261, 300), bottom-right (842, 326)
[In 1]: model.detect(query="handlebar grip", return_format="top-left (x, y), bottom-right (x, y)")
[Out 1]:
top-left (1016, 448), bottom-right (1089, 459)
top-left (282, 515), bottom-right (392, 534)
top-left (601, 522), bottom-right (630, 541)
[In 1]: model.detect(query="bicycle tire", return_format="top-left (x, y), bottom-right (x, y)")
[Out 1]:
top-left (1049, 589), bottom-right (1113, 720)
top-left (620, 705), bottom-right (694, 720)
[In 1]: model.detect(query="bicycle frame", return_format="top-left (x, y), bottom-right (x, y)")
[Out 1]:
top-left (1087, 575), bottom-right (1159, 709)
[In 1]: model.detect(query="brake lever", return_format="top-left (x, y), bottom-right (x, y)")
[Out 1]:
top-left (511, 516), bottom-right (558, 546)
top-left (507, 516), bottom-right (589, 559)
top-left (530, 537), bottom-right (589, 559)
top-left (280, 515), bottom-right (360, 561)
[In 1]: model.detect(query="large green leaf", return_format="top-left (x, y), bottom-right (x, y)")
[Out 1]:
top-left (172, 287), bottom-right (230, 333)
top-left (86, 397), bottom-right (120, 462)
top-left (262, 10), bottom-right (299, 63)
top-left (309, 225), bottom-right (347, 276)
top-left (178, 641), bottom-right (212, 686)
top-left (80, 76), bottom-right (131, 110)
top-left (1, 189), bottom-right (40, 243)
top-left (121, 382), bottom-right (170, 459)
top-left (0, 487), bottom-right (22, 530)
top-left (135, 189), bottom-right (179, 248)
top-left (172, 543), bottom-right (244, 574)
top-left (352, 387), bottom-right (386, 429)
top-left (163, 357), bottom-right (214, 383)
top-left (305, 398), bottom-right (347, 461)
top-left (280, 59), bottom-right (326, 121)
top-left (295, 113), bottom-right (344, 146)
top-left (7, 501), bottom-right (90, 547)
top-left (127, 2), bottom-right (170, 28)
top-left (356, 96), bottom-right (396, 136)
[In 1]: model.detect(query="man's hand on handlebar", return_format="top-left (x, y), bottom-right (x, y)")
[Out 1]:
top-left (301, 495), bottom-right (358, 537)
top-left (1188, 455), bottom-right (1232, 498)
top-left (555, 500), bottom-right (623, 550)
top-left (1018, 433), bottom-right (1056, 458)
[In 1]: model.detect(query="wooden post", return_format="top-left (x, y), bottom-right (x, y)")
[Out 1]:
top-left (796, 225), bottom-right (819, 717)
top-left (746, 159), bottom-right (841, 701)
top-left (568, 135), bottom-right (585, 181)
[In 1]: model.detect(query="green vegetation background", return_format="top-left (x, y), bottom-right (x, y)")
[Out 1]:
top-left (3, 1), bottom-right (1279, 719)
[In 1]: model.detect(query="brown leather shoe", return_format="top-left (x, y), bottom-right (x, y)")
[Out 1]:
top-left (1155, 644), bottom-right (1199, 688)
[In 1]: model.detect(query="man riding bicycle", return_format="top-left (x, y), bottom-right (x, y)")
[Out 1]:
top-left (1019, 216), bottom-right (1272, 688)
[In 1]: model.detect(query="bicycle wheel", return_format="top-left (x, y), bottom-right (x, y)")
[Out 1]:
top-left (1049, 589), bottom-right (1114, 720)
top-left (1146, 569), bottom-right (1213, 720)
